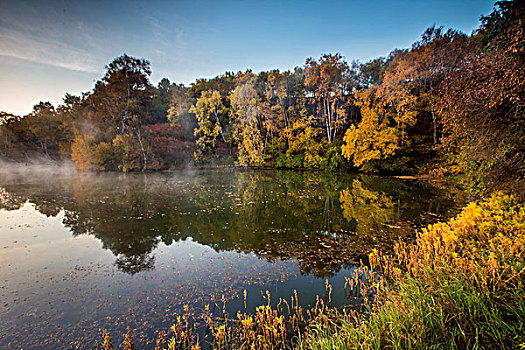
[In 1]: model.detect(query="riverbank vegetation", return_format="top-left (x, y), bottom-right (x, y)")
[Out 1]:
top-left (306, 192), bottom-right (525, 349)
top-left (1, 1), bottom-right (523, 194)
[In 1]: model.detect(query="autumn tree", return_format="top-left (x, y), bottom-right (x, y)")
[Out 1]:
top-left (406, 26), bottom-right (471, 144)
top-left (77, 54), bottom-right (155, 171)
top-left (440, 0), bottom-right (525, 193)
top-left (190, 90), bottom-right (228, 160)
top-left (167, 84), bottom-right (196, 141)
top-left (285, 119), bottom-right (325, 168)
top-left (88, 54), bottom-right (152, 135)
top-left (230, 80), bottom-right (265, 166)
top-left (376, 50), bottom-right (418, 141)
top-left (54, 94), bottom-right (87, 157)
top-left (25, 102), bottom-right (63, 158)
top-left (190, 72), bottom-right (235, 101)
top-left (304, 54), bottom-right (354, 143)
top-left (342, 89), bottom-right (401, 169)
top-left (261, 69), bottom-right (307, 136)
top-left (354, 57), bottom-right (389, 90)
top-left (0, 112), bottom-right (22, 157)
top-left (5, 1), bottom-right (521, 178)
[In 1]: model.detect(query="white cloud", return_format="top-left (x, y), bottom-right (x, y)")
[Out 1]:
top-left (0, 1), bottom-right (103, 74)
top-left (0, 28), bottom-right (100, 73)
top-left (154, 49), bottom-right (168, 56)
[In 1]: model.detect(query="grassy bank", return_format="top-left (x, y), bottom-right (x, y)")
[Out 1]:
top-left (97, 193), bottom-right (524, 349)
top-left (305, 193), bottom-right (525, 349)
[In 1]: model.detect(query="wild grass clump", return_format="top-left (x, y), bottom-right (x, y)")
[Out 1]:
top-left (95, 285), bottom-right (341, 350)
top-left (305, 192), bottom-right (525, 349)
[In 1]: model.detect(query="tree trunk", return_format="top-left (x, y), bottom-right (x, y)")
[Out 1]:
top-left (214, 111), bottom-right (226, 142)
top-left (431, 105), bottom-right (437, 145)
top-left (324, 98), bottom-right (332, 143)
top-left (136, 128), bottom-right (147, 171)
top-left (122, 75), bottom-right (131, 134)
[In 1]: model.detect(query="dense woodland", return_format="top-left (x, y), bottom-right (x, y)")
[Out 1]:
top-left (1, 1), bottom-right (523, 194)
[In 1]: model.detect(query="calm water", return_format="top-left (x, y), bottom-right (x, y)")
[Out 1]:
top-left (0, 168), bottom-right (463, 349)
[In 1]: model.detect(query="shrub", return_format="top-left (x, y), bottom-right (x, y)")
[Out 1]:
top-left (276, 153), bottom-right (304, 169)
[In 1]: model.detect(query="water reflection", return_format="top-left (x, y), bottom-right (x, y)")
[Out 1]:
top-left (0, 169), bottom-right (465, 349)
top-left (0, 169), bottom-right (462, 277)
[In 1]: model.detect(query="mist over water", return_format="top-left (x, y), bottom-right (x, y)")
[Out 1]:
top-left (0, 168), bottom-right (464, 349)
top-left (0, 157), bottom-right (76, 177)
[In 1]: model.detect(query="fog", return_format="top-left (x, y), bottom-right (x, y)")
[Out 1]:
top-left (0, 156), bottom-right (76, 177)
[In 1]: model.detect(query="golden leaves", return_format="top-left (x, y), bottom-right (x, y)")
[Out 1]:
top-left (341, 90), bottom-right (401, 167)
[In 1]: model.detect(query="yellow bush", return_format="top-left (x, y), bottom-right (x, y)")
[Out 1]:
top-left (372, 192), bottom-right (525, 293)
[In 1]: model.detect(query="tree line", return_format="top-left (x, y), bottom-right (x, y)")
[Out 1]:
top-left (1, 0), bottom-right (523, 193)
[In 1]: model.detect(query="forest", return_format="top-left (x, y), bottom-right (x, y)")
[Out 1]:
top-left (0, 0), bottom-right (523, 195)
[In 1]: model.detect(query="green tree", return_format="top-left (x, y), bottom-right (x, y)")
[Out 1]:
top-left (150, 78), bottom-right (173, 124)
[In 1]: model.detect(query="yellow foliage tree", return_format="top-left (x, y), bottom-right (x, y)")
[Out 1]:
top-left (378, 50), bottom-right (418, 136)
top-left (342, 90), bottom-right (400, 167)
top-left (285, 120), bottom-right (326, 168)
top-left (189, 90), bottom-right (226, 160)
top-left (230, 82), bottom-right (266, 166)
top-left (236, 124), bottom-right (265, 166)
top-left (71, 136), bottom-right (97, 170)
top-left (112, 134), bottom-right (144, 172)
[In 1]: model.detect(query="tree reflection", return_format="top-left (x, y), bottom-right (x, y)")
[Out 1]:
top-left (340, 179), bottom-right (396, 235)
top-left (0, 170), bottom-right (463, 276)
top-left (0, 187), bottom-right (26, 210)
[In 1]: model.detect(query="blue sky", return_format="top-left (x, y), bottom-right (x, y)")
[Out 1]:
top-left (0, 0), bottom-right (495, 116)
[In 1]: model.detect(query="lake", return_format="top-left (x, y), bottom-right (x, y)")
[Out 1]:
top-left (0, 168), bottom-right (463, 349)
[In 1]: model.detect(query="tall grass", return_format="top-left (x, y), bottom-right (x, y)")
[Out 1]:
top-left (95, 287), bottom-right (333, 350)
top-left (306, 193), bottom-right (525, 349)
